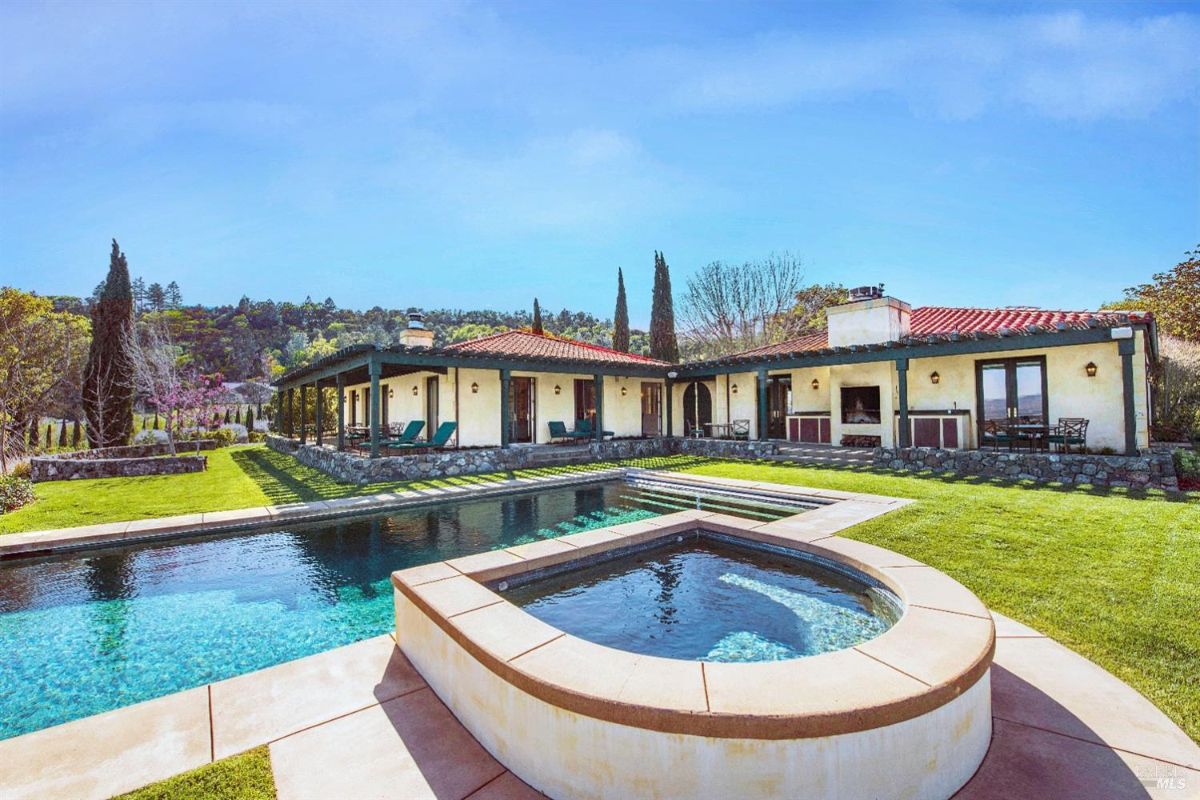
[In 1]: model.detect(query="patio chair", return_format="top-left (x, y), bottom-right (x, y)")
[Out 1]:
top-left (389, 421), bottom-right (457, 452)
top-left (355, 420), bottom-right (424, 452)
top-left (979, 420), bottom-right (1014, 451)
top-left (1047, 418), bottom-right (1089, 454)
top-left (576, 418), bottom-right (614, 440)
top-left (730, 419), bottom-right (751, 440)
top-left (548, 421), bottom-right (590, 443)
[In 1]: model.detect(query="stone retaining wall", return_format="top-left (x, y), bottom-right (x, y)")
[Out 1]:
top-left (51, 440), bottom-right (217, 460)
top-left (874, 446), bottom-right (1178, 491)
top-left (268, 435), bottom-right (778, 485)
top-left (31, 455), bottom-right (208, 482)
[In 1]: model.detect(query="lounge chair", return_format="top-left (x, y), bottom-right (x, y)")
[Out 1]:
top-left (356, 420), bottom-right (424, 452)
top-left (389, 421), bottom-right (458, 452)
top-left (548, 421), bottom-right (591, 443)
top-left (576, 418), bottom-right (614, 440)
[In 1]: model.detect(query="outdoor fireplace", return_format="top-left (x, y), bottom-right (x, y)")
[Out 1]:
top-left (841, 386), bottom-right (881, 424)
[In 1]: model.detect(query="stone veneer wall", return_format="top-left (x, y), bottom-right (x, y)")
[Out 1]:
top-left (50, 440), bottom-right (217, 460)
top-left (267, 435), bottom-right (779, 485)
top-left (875, 447), bottom-right (1178, 491)
top-left (31, 455), bottom-right (207, 482)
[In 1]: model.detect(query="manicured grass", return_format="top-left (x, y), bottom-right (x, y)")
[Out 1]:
top-left (0, 444), bottom-right (628, 533)
top-left (114, 746), bottom-right (274, 800)
top-left (675, 460), bottom-right (1200, 742)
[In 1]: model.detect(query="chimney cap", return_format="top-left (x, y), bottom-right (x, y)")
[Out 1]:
top-left (848, 284), bottom-right (885, 302)
top-left (406, 309), bottom-right (426, 329)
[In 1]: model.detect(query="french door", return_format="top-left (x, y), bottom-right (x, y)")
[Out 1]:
top-left (573, 379), bottom-right (596, 427)
top-left (766, 376), bottom-right (791, 439)
top-left (509, 377), bottom-right (535, 443)
top-left (976, 357), bottom-right (1047, 424)
top-left (640, 382), bottom-right (662, 437)
top-left (425, 376), bottom-right (439, 432)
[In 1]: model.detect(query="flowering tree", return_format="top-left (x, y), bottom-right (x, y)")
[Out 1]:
top-left (133, 321), bottom-right (225, 454)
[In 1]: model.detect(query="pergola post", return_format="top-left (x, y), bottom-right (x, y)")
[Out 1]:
top-left (896, 358), bottom-right (910, 448)
top-left (299, 384), bottom-right (308, 444)
top-left (314, 381), bottom-right (323, 446)
top-left (665, 379), bottom-right (674, 437)
top-left (369, 358), bottom-right (381, 458)
top-left (336, 374), bottom-right (345, 451)
top-left (276, 390), bottom-right (285, 435)
top-left (499, 368), bottom-right (511, 448)
top-left (593, 374), bottom-right (604, 442)
top-left (1119, 338), bottom-right (1137, 455)
top-left (756, 368), bottom-right (769, 441)
top-left (286, 388), bottom-right (294, 437)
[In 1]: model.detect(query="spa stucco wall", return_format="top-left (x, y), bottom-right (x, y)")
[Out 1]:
top-left (395, 590), bottom-right (991, 800)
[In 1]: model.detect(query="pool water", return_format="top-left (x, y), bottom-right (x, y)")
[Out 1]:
top-left (502, 536), bottom-right (900, 662)
top-left (0, 480), bottom-right (790, 740)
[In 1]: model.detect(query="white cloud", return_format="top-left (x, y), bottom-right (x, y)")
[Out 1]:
top-left (667, 11), bottom-right (1200, 120)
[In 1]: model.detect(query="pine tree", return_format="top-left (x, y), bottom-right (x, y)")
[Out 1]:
top-left (613, 268), bottom-right (630, 352)
top-left (131, 277), bottom-right (147, 313)
top-left (166, 281), bottom-right (182, 309)
top-left (58, 420), bottom-right (68, 448)
top-left (147, 282), bottom-right (166, 311)
top-left (649, 251), bottom-right (680, 362)
top-left (82, 239), bottom-right (137, 448)
top-left (532, 298), bottom-right (544, 335)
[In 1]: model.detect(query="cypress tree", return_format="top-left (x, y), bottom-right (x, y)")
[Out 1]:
top-left (224, 408), bottom-right (232, 424)
top-left (72, 418), bottom-right (82, 448)
top-left (82, 239), bottom-right (136, 448)
top-left (246, 407), bottom-right (255, 432)
top-left (649, 251), bottom-right (680, 362)
top-left (154, 412), bottom-right (161, 430)
top-left (45, 424), bottom-right (52, 449)
top-left (58, 420), bottom-right (68, 448)
top-left (236, 406), bottom-right (242, 424)
top-left (532, 298), bottom-right (544, 335)
top-left (613, 268), bottom-right (630, 352)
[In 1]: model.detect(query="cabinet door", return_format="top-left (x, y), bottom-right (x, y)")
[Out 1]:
top-left (913, 418), bottom-right (941, 448)
top-left (799, 418), bottom-right (819, 443)
top-left (819, 418), bottom-right (831, 444)
top-left (942, 418), bottom-right (959, 449)
top-left (788, 418), bottom-right (799, 442)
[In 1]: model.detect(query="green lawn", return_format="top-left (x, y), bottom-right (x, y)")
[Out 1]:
top-left (114, 746), bottom-right (274, 800)
top-left (4, 447), bottom-right (1197, 749)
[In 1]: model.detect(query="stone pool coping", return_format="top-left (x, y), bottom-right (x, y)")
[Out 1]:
top-left (391, 494), bottom-right (996, 740)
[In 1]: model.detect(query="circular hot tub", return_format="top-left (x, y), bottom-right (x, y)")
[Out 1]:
top-left (392, 512), bottom-right (994, 800)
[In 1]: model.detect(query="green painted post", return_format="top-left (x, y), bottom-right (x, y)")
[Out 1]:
top-left (1119, 338), bottom-right (1137, 455)
top-left (369, 358), bottom-right (381, 458)
top-left (897, 358), bottom-right (910, 448)
top-left (299, 384), bottom-right (308, 444)
top-left (665, 379), bottom-right (674, 437)
top-left (286, 388), bottom-right (294, 437)
top-left (593, 375), bottom-right (605, 442)
top-left (336, 374), bottom-right (345, 451)
top-left (499, 369), bottom-right (511, 448)
top-left (276, 390), bottom-right (285, 435)
top-left (314, 381), bottom-right (323, 446)
top-left (756, 369), bottom-right (768, 441)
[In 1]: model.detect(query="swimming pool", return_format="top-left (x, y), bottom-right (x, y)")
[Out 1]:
top-left (0, 478), bottom-right (793, 740)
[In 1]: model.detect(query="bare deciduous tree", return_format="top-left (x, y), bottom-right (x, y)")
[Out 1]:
top-left (679, 253), bottom-right (808, 359)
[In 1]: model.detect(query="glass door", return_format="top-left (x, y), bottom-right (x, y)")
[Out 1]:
top-left (640, 382), bottom-right (662, 436)
top-left (509, 377), bottom-right (535, 443)
top-left (766, 376), bottom-right (791, 439)
top-left (976, 357), bottom-right (1047, 424)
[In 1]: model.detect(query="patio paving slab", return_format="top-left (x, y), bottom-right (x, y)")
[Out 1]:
top-left (210, 634), bottom-right (424, 760)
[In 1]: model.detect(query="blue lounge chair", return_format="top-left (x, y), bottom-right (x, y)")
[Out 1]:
top-left (576, 418), bottom-right (614, 439)
top-left (389, 421), bottom-right (458, 452)
top-left (548, 421), bottom-right (591, 443)
top-left (356, 420), bottom-right (424, 451)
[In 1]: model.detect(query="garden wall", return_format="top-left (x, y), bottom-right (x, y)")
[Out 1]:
top-left (30, 455), bottom-right (207, 482)
top-left (267, 435), bottom-right (778, 485)
top-left (874, 447), bottom-right (1178, 491)
top-left (53, 441), bottom-right (216, 460)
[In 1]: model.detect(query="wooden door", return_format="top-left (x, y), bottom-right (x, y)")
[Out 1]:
top-left (510, 377), bottom-right (535, 443)
top-left (767, 376), bottom-right (791, 439)
top-left (640, 383), bottom-right (662, 436)
top-left (425, 377), bottom-right (439, 433)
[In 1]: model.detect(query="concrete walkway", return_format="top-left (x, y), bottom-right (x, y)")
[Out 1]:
top-left (1, 612), bottom-right (1195, 800)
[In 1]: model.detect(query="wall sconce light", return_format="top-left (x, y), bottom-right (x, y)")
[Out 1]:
top-left (554, 385), bottom-right (561, 395)
top-left (730, 384), bottom-right (739, 394)
top-left (411, 386), bottom-right (418, 396)
top-left (471, 382), bottom-right (479, 394)
top-left (1085, 362), bottom-right (1097, 378)
top-left (811, 378), bottom-right (820, 391)
top-left (930, 371), bottom-right (940, 385)
top-left (388, 387), bottom-right (395, 398)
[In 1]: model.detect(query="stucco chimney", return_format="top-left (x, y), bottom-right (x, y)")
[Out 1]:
top-left (826, 287), bottom-right (911, 347)
top-left (399, 309), bottom-right (434, 349)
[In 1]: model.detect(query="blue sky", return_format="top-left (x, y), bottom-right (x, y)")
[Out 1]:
top-left (1, 1), bottom-right (1197, 327)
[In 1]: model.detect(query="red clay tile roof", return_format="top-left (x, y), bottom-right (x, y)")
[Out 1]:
top-left (726, 306), bottom-right (1151, 359)
top-left (446, 329), bottom-right (670, 365)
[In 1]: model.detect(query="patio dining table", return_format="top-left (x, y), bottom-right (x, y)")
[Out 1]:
top-left (704, 422), bottom-right (733, 439)
top-left (1006, 423), bottom-right (1052, 452)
